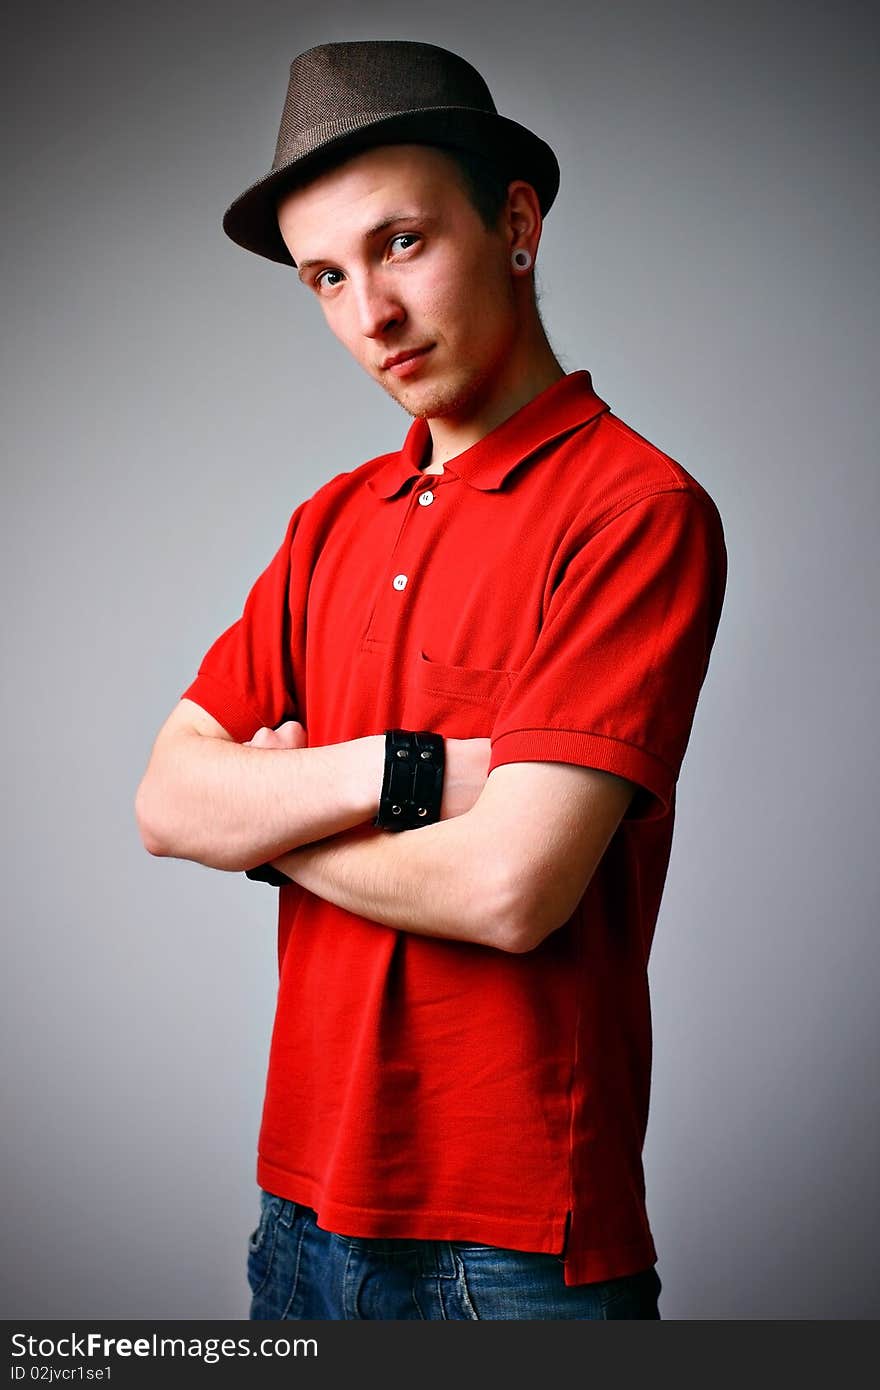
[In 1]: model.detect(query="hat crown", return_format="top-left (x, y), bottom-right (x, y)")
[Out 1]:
top-left (273, 41), bottom-right (497, 169)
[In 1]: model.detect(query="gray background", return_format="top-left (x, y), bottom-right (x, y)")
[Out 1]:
top-left (3, 0), bottom-right (877, 1320)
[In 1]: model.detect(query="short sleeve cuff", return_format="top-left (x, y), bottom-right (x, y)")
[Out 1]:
top-left (180, 671), bottom-right (266, 744)
top-left (488, 727), bottom-right (675, 822)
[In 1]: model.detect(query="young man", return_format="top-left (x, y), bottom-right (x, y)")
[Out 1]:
top-left (136, 40), bottom-right (727, 1320)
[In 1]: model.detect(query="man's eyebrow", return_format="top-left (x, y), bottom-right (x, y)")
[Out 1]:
top-left (295, 211), bottom-right (434, 281)
top-left (364, 210), bottom-right (429, 238)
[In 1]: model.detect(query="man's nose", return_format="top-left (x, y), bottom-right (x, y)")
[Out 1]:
top-left (353, 274), bottom-right (406, 339)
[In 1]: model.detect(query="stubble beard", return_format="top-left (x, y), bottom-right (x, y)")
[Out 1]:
top-left (374, 355), bottom-right (504, 423)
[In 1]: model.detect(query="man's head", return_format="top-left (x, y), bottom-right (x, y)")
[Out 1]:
top-left (221, 41), bottom-right (561, 426)
top-left (276, 141), bottom-right (545, 423)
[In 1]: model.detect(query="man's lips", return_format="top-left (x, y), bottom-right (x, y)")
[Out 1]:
top-left (381, 345), bottom-right (434, 375)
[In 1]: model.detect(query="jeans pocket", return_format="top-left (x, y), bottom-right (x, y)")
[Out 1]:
top-left (246, 1193), bottom-right (280, 1297)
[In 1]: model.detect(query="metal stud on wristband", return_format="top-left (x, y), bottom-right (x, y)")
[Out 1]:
top-left (374, 729), bottom-right (445, 831)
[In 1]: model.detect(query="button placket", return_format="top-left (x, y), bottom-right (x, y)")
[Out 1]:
top-left (391, 479), bottom-right (442, 594)
top-left (364, 474), bottom-right (450, 644)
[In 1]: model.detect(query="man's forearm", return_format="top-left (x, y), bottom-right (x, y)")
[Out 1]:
top-left (270, 758), bottom-right (637, 954)
top-left (137, 733), bottom-right (385, 870)
top-left (271, 814), bottom-right (515, 951)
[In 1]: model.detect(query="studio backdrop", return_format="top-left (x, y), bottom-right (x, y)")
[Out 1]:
top-left (2, 0), bottom-right (877, 1319)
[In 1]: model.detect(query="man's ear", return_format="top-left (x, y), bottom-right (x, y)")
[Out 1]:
top-left (503, 179), bottom-right (543, 263)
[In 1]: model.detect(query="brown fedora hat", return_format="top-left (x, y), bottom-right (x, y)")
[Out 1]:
top-left (222, 40), bottom-right (560, 268)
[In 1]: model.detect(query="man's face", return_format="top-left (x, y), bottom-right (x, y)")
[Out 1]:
top-left (276, 144), bottom-right (518, 422)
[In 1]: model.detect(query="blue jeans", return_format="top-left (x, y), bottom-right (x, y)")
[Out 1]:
top-left (247, 1191), bottom-right (661, 1320)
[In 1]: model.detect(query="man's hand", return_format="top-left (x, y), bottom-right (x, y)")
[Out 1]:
top-left (246, 720), bottom-right (309, 751)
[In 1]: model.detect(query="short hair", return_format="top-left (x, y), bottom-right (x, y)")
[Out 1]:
top-left (275, 141), bottom-right (514, 239)
top-left (436, 145), bottom-right (512, 230)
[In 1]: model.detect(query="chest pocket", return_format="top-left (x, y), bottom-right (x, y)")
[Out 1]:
top-left (403, 649), bottom-right (520, 739)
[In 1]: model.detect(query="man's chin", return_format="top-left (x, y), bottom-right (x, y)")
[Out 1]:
top-left (375, 369), bottom-right (484, 422)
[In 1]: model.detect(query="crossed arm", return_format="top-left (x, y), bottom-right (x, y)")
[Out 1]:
top-left (270, 759), bottom-right (635, 952)
top-left (136, 700), bottom-right (636, 954)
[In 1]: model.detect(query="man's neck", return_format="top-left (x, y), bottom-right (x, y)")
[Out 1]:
top-left (420, 346), bottom-right (566, 473)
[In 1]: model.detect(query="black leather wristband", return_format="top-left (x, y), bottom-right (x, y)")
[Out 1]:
top-left (374, 729), bottom-right (445, 831)
top-left (245, 863), bottom-right (292, 886)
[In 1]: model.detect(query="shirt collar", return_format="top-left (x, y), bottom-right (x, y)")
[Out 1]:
top-left (364, 370), bottom-right (609, 499)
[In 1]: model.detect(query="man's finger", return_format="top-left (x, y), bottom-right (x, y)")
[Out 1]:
top-left (274, 720), bottom-right (309, 748)
top-left (246, 726), bottom-right (281, 748)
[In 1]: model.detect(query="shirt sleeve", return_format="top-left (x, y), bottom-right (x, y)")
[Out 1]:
top-left (179, 502), bottom-right (308, 743)
top-left (487, 487), bottom-right (728, 821)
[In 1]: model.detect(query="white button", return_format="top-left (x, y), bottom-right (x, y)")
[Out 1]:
top-left (392, 574), bottom-right (408, 591)
top-left (418, 490), bottom-right (434, 506)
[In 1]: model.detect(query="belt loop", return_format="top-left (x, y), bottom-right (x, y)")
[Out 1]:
top-left (422, 1240), bottom-right (457, 1278)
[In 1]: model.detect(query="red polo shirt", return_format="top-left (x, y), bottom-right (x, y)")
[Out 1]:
top-left (181, 371), bottom-right (727, 1285)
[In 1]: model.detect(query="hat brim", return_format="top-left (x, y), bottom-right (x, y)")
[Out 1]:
top-left (222, 107), bottom-right (560, 267)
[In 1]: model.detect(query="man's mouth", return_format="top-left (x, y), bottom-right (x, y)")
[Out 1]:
top-left (381, 345), bottom-right (434, 377)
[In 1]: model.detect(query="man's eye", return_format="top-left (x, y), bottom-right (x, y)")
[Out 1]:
top-left (315, 269), bottom-right (344, 290)
top-left (389, 233), bottom-right (420, 254)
